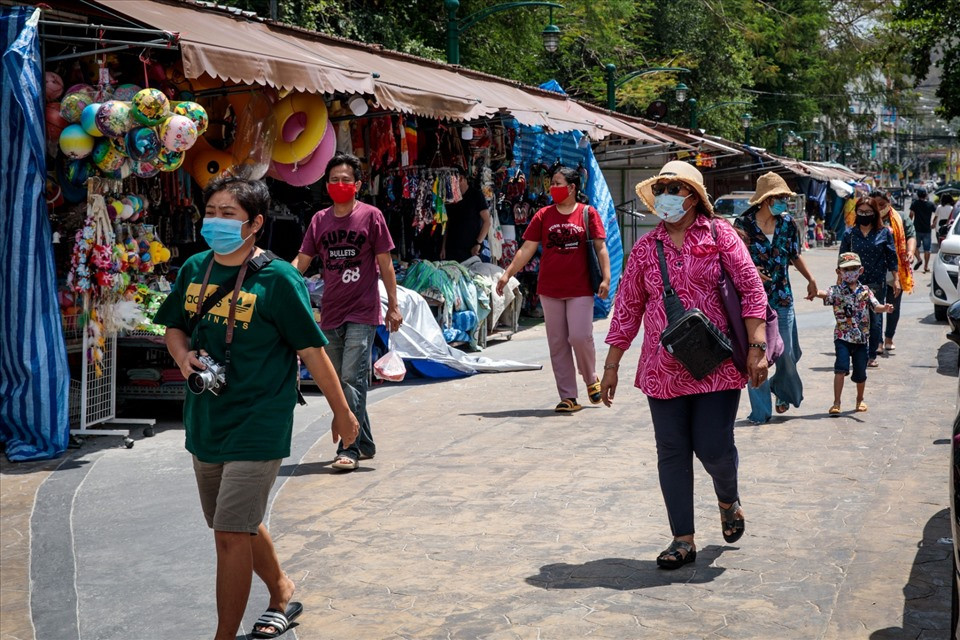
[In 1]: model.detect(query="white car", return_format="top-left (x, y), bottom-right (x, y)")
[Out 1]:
top-left (933, 216), bottom-right (960, 321)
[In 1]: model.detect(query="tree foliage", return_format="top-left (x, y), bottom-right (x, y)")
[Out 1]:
top-left (892, 0), bottom-right (960, 121)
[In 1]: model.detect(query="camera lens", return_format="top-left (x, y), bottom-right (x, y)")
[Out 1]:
top-left (187, 371), bottom-right (209, 395)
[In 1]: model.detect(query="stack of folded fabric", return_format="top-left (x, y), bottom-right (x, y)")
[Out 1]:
top-left (127, 368), bottom-right (161, 387)
top-left (161, 369), bottom-right (184, 386)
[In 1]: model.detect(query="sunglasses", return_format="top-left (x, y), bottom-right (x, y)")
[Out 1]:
top-left (651, 182), bottom-right (688, 196)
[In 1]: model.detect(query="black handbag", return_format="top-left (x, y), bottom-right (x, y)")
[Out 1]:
top-left (655, 239), bottom-right (733, 380)
top-left (583, 205), bottom-right (603, 293)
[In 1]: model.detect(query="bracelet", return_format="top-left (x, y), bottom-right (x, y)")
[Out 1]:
top-left (748, 342), bottom-right (767, 352)
top-left (603, 363), bottom-right (619, 370)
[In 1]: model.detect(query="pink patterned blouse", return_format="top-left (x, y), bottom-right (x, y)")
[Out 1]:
top-left (606, 214), bottom-right (768, 399)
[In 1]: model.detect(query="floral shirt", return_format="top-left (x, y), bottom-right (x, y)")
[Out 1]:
top-left (823, 283), bottom-right (881, 344)
top-left (733, 211), bottom-right (800, 308)
top-left (606, 215), bottom-right (768, 400)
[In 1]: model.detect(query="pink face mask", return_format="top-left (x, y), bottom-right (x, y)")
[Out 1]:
top-left (841, 270), bottom-right (860, 284)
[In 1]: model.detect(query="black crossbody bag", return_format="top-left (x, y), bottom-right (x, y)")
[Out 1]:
top-left (655, 240), bottom-right (733, 380)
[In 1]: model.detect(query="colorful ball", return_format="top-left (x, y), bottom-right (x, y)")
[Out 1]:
top-left (155, 149), bottom-right (185, 172)
top-left (158, 115), bottom-right (198, 153)
top-left (95, 101), bottom-right (134, 137)
top-left (80, 103), bottom-right (103, 137)
top-left (113, 83), bottom-right (142, 101)
top-left (125, 127), bottom-right (161, 162)
top-left (65, 84), bottom-right (96, 102)
top-left (62, 158), bottom-right (93, 186)
top-left (172, 101), bottom-right (209, 136)
top-left (132, 88), bottom-right (170, 126)
top-left (45, 72), bottom-right (64, 102)
top-left (59, 124), bottom-right (95, 159)
top-left (91, 138), bottom-right (126, 172)
top-left (46, 103), bottom-right (68, 145)
top-left (131, 160), bottom-right (160, 178)
top-left (59, 93), bottom-right (90, 124)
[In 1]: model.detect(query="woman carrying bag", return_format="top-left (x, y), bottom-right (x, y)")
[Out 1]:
top-left (600, 161), bottom-right (769, 569)
top-left (497, 167), bottom-right (610, 412)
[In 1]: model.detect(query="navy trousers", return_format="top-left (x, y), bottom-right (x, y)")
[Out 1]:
top-left (647, 389), bottom-right (741, 537)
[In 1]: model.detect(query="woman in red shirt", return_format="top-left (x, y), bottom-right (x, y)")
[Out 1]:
top-left (496, 168), bottom-right (611, 412)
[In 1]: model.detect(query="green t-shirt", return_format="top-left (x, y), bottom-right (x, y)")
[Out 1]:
top-left (154, 250), bottom-right (327, 462)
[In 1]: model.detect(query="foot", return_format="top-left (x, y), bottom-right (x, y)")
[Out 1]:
top-left (586, 379), bottom-right (602, 405)
top-left (719, 500), bottom-right (745, 543)
top-left (253, 577), bottom-right (297, 637)
top-left (555, 398), bottom-right (582, 413)
top-left (856, 400), bottom-right (868, 412)
top-left (656, 538), bottom-right (696, 570)
top-left (828, 403), bottom-right (841, 415)
top-left (331, 454), bottom-right (359, 470)
top-left (775, 400), bottom-right (789, 414)
top-left (867, 359), bottom-right (879, 368)
top-left (884, 341), bottom-right (895, 351)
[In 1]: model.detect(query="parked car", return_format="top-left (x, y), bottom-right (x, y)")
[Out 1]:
top-left (948, 300), bottom-right (960, 637)
top-left (933, 217), bottom-right (960, 321)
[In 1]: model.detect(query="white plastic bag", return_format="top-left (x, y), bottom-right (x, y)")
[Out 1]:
top-left (373, 349), bottom-right (406, 382)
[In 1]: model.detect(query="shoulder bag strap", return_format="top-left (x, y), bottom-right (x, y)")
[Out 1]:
top-left (582, 204), bottom-right (591, 243)
top-left (656, 239), bottom-right (686, 324)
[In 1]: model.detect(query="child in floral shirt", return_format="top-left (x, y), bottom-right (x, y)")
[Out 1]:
top-left (813, 252), bottom-right (893, 414)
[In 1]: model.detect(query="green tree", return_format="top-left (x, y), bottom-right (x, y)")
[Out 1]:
top-left (892, 0), bottom-right (960, 121)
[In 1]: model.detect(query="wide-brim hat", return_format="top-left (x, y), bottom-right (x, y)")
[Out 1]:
top-left (749, 171), bottom-right (796, 205)
top-left (636, 161), bottom-right (713, 215)
top-left (838, 251), bottom-right (862, 268)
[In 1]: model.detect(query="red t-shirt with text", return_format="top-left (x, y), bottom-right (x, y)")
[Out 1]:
top-left (522, 203), bottom-right (605, 298)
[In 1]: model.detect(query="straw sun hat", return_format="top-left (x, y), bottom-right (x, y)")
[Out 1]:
top-left (636, 160), bottom-right (714, 216)
top-left (749, 171), bottom-right (796, 205)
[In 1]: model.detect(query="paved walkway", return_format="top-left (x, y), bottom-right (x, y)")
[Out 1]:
top-left (1, 247), bottom-right (958, 639)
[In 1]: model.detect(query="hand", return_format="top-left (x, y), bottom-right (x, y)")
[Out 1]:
top-left (331, 410), bottom-right (359, 447)
top-left (805, 281), bottom-right (818, 301)
top-left (385, 306), bottom-right (403, 333)
top-left (892, 282), bottom-right (901, 297)
top-left (439, 247), bottom-right (446, 261)
top-left (600, 368), bottom-right (618, 407)
top-left (881, 303), bottom-right (895, 313)
top-left (747, 349), bottom-right (769, 389)
top-left (598, 279), bottom-right (610, 300)
top-left (496, 273), bottom-right (509, 297)
top-left (906, 251), bottom-right (915, 265)
top-left (470, 243), bottom-right (481, 257)
top-left (178, 349), bottom-right (206, 380)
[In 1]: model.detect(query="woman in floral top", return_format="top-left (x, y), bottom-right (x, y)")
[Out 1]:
top-left (601, 161), bottom-right (768, 571)
top-left (733, 172), bottom-right (818, 424)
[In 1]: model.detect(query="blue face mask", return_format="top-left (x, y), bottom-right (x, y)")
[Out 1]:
top-left (770, 200), bottom-right (789, 216)
top-left (653, 194), bottom-right (690, 223)
top-left (201, 218), bottom-right (251, 255)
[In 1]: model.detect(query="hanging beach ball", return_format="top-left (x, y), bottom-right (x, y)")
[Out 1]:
top-left (132, 88), bottom-right (170, 126)
top-left (59, 124), bottom-right (95, 159)
top-left (64, 84), bottom-right (97, 102)
top-left (95, 100), bottom-right (134, 137)
top-left (80, 103), bottom-right (103, 137)
top-left (45, 72), bottom-right (64, 102)
top-left (155, 149), bottom-right (185, 172)
top-left (131, 159), bottom-right (160, 178)
top-left (172, 101), bottom-right (209, 136)
top-left (92, 138), bottom-right (126, 172)
top-left (59, 93), bottom-right (90, 124)
top-left (46, 103), bottom-right (68, 146)
top-left (158, 115), bottom-right (198, 153)
top-left (113, 83), bottom-right (142, 102)
top-left (125, 127), bottom-right (162, 162)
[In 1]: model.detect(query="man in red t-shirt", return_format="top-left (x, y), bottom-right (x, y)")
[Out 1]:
top-left (294, 153), bottom-right (402, 470)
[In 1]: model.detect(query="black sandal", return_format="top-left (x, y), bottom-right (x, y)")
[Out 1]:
top-left (656, 539), bottom-right (696, 570)
top-left (720, 500), bottom-right (745, 543)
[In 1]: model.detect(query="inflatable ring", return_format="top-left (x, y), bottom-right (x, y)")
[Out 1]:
top-left (271, 92), bottom-right (328, 164)
top-left (271, 120), bottom-right (336, 187)
top-left (189, 137), bottom-right (234, 189)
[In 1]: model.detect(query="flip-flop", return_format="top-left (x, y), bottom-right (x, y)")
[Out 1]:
top-left (775, 401), bottom-right (789, 414)
top-left (587, 379), bottom-right (602, 405)
top-left (555, 398), bottom-right (582, 413)
top-left (828, 404), bottom-right (841, 415)
top-left (251, 601), bottom-right (303, 638)
top-left (856, 401), bottom-right (868, 412)
top-left (330, 455), bottom-right (359, 470)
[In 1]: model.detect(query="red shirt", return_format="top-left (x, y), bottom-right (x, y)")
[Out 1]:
top-left (522, 203), bottom-right (605, 298)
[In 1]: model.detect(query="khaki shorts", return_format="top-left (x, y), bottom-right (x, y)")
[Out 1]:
top-left (192, 456), bottom-right (282, 534)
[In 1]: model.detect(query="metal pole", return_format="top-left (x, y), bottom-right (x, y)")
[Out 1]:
top-left (688, 98), bottom-right (698, 130)
top-left (777, 128), bottom-right (784, 155)
top-left (802, 137), bottom-right (809, 161)
top-left (606, 63), bottom-right (616, 111)
top-left (446, 0), bottom-right (460, 65)
top-left (744, 125), bottom-right (751, 146)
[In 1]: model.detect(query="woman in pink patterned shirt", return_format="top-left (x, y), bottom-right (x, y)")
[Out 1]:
top-left (600, 161), bottom-right (769, 570)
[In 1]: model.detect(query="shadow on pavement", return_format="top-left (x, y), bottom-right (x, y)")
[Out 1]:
top-left (869, 508), bottom-right (952, 639)
top-left (279, 461), bottom-right (375, 476)
top-left (525, 545), bottom-right (730, 590)
top-left (461, 409), bottom-right (574, 419)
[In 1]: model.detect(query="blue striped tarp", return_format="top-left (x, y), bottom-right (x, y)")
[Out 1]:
top-left (0, 6), bottom-right (70, 461)
top-left (504, 82), bottom-right (623, 317)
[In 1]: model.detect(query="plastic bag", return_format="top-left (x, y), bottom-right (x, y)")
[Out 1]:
top-left (373, 350), bottom-right (406, 382)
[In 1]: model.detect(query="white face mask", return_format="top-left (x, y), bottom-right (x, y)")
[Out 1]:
top-left (653, 194), bottom-right (690, 223)
top-left (841, 270), bottom-right (860, 284)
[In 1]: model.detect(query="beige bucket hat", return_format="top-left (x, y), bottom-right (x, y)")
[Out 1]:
top-left (635, 160), bottom-right (713, 215)
top-left (749, 171), bottom-right (796, 205)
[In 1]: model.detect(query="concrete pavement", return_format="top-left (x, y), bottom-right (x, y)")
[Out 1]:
top-left (1, 246), bottom-right (958, 639)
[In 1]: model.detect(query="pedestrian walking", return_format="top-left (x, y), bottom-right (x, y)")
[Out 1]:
top-left (872, 190), bottom-right (915, 353)
top-left (935, 195), bottom-right (955, 246)
top-left (600, 161), bottom-right (769, 570)
top-left (294, 152), bottom-right (403, 471)
top-left (838, 196), bottom-right (899, 368)
top-left (909, 188), bottom-right (938, 272)
top-left (441, 166), bottom-right (492, 263)
top-left (813, 251), bottom-right (894, 415)
top-left (154, 176), bottom-right (360, 640)
top-left (496, 167), bottom-right (611, 412)
top-left (733, 172), bottom-right (818, 423)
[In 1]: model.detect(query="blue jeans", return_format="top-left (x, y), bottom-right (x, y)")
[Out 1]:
top-left (323, 322), bottom-right (376, 460)
top-left (834, 339), bottom-right (868, 383)
top-left (864, 282), bottom-right (885, 361)
top-left (647, 389), bottom-right (741, 537)
top-left (746, 305), bottom-right (803, 423)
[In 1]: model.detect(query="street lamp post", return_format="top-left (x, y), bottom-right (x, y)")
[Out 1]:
top-left (744, 120), bottom-right (797, 153)
top-left (742, 113), bottom-right (752, 145)
top-left (687, 100), bottom-right (752, 131)
top-left (793, 130), bottom-right (822, 161)
top-left (445, 0), bottom-right (563, 66)
top-left (604, 64), bottom-right (690, 112)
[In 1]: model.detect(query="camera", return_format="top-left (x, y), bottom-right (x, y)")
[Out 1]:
top-left (187, 354), bottom-right (227, 396)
